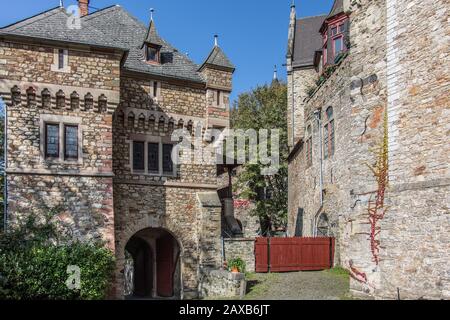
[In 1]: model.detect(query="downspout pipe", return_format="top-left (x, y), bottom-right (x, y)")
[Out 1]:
top-left (313, 109), bottom-right (323, 237)
top-left (291, 73), bottom-right (295, 147)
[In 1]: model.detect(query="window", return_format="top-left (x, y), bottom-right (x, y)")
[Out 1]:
top-left (324, 107), bottom-right (335, 159)
top-left (58, 49), bottom-right (64, 70)
top-left (44, 122), bottom-right (80, 161)
top-left (64, 125), bottom-right (78, 160)
top-left (45, 123), bottom-right (59, 158)
top-left (162, 144), bottom-right (173, 174)
top-left (146, 45), bottom-right (160, 63)
top-left (41, 116), bottom-right (82, 163)
top-left (306, 125), bottom-right (312, 167)
top-left (148, 142), bottom-right (159, 173)
top-left (133, 141), bottom-right (145, 171)
top-left (153, 81), bottom-right (158, 98)
top-left (331, 26), bottom-right (337, 36)
top-left (216, 90), bottom-right (221, 107)
top-left (322, 17), bottom-right (348, 67)
top-left (52, 48), bottom-right (70, 73)
top-left (131, 140), bottom-right (176, 176)
top-left (333, 36), bottom-right (343, 55)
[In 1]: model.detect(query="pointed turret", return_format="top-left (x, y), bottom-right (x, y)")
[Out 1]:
top-left (286, 1), bottom-right (296, 73)
top-left (200, 35), bottom-right (235, 129)
top-left (142, 18), bottom-right (164, 48)
top-left (199, 35), bottom-right (235, 72)
top-left (142, 10), bottom-right (164, 64)
top-left (272, 65), bottom-right (279, 85)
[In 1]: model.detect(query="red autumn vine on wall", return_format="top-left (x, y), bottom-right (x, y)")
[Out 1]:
top-left (365, 111), bottom-right (389, 265)
top-left (349, 111), bottom-right (389, 285)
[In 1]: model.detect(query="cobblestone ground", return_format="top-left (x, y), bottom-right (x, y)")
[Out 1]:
top-left (244, 269), bottom-right (352, 300)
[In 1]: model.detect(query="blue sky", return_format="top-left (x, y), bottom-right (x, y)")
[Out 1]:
top-left (0, 0), bottom-right (334, 102)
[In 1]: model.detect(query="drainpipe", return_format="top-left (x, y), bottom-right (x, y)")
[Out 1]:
top-left (291, 74), bottom-right (295, 147)
top-left (313, 109), bottom-right (323, 237)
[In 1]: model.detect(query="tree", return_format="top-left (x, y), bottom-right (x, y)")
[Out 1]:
top-left (231, 81), bottom-right (288, 235)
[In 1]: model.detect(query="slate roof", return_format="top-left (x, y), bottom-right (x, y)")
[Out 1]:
top-left (292, 15), bottom-right (326, 68)
top-left (327, 0), bottom-right (345, 19)
top-left (143, 20), bottom-right (164, 47)
top-left (0, 5), bottom-right (210, 83)
top-left (199, 45), bottom-right (235, 71)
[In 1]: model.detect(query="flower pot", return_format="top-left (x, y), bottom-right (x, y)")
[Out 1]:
top-left (231, 267), bottom-right (239, 273)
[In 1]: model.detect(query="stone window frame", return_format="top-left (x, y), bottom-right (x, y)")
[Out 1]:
top-left (209, 89), bottom-right (229, 109)
top-left (40, 114), bottom-right (83, 164)
top-left (150, 80), bottom-right (162, 102)
top-left (323, 106), bottom-right (335, 159)
top-left (51, 48), bottom-right (71, 73)
top-left (129, 134), bottom-right (177, 177)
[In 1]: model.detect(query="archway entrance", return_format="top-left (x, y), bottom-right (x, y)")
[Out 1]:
top-left (124, 228), bottom-right (181, 299)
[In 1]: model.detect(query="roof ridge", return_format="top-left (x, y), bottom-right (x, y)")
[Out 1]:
top-left (0, 6), bottom-right (62, 30)
top-left (82, 5), bottom-right (121, 21)
top-left (297, 14), bottom-right (327, 21)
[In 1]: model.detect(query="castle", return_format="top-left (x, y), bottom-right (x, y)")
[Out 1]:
top-left (0, 1), bottom-right (236, 299)
top-left (286, 0), bottom-right (449, 299)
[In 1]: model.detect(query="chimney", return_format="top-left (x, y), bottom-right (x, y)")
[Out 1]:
top-left (78, 0), bottom-right (90, 17)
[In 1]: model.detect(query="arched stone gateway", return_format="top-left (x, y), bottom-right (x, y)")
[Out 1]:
top-left (122, 228), bottom-right (182, 300)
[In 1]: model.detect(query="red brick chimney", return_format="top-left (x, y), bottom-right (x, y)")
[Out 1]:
top-left (78, 0), bottom-right (90, 17)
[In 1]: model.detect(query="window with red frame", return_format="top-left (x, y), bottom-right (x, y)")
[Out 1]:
top-left (324, 107), bottom-right (335, 159)
top-left (306, 125), bottom-right (313, 167)
top-left (322, 18), bottom-right (347, 67)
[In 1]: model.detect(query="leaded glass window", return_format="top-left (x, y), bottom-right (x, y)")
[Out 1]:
top-left (148, 143), bottom-right (159, 173)
top-left (64, 125), bottom-right (78, 160)
top-left (133, 141), bottom-right (145, 171)
top-left (162, 144), bottom-right (173, 174)
top-left (45, 123), bottom-right (59, 158)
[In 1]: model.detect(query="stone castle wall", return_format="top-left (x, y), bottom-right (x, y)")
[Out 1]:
top-left (287, 67), bottom-right (317, 147)
top-left (380, 0), bottom-right (450, 299)
top-left (0, 41), bottom-right (120, 250)
top-left (288, 0), bottom-right (449, 299)
top-left (1, 36), bottom-right (234, 299)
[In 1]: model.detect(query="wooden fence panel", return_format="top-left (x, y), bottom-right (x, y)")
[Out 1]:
top-left (254, 237), bottom-right (335, 273)
top-left (255, 237), bottom-right (269, 273)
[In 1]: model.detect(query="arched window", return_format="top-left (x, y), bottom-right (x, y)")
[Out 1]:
top-left (316, 213), bottom-right (330, 237)
top-left (324, 107), bottom-right (335, 159)
top-left (306, 124), bottom-right (312, 167)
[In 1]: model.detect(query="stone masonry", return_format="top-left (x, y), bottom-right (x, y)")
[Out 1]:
top-left (0, 3), bottom-right (235, 299)
top-left (287, 0), bottom-right (449, 299)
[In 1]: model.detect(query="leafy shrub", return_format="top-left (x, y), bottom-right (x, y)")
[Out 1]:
top-left (228, 258), bottom-right (246, 273)
top-left (0, 213), bottom-right (115, 300)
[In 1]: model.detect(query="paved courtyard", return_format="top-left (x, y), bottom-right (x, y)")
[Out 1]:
top-left (244, 269), bottom-right (352, 300)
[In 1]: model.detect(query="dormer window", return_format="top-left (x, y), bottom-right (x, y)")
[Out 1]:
top-left (321, 15), bottom-right (348, 68)
top-left (145, 44), bottom-right (160, 63)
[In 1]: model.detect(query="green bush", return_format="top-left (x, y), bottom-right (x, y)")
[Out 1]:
top-left (228, 258), bottom-right (246, 273)
top-left (0, 213), bottom-right (115, 300)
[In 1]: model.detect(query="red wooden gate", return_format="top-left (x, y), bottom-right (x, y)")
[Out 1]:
top-left (255, 237), bottom-right (335, 273)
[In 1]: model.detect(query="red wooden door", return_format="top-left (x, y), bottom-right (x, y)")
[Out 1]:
top-left (156, 234), bottom-right (174, 297)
